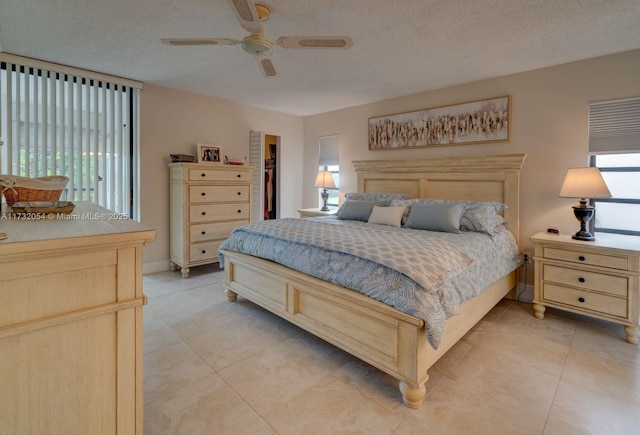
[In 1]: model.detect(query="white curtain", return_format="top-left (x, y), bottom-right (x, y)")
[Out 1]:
top-left (0, 55), bottom-right (141, 216)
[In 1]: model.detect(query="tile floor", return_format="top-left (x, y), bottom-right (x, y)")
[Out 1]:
top-left (143, 264), bottom-right (640, 434)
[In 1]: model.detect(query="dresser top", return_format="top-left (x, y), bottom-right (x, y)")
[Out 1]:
top-left (0, 202), bottom-right (156, 253)
top-left (530, 231), bottom-right (640, 254)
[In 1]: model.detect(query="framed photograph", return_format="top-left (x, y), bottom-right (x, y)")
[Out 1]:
top-left (196, 143), bottom-right (223, 164)
top-left (368, 95), bottom-right (510, 150)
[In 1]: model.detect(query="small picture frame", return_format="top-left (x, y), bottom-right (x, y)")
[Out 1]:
top-left (196, 143), bottom-right (223, 164)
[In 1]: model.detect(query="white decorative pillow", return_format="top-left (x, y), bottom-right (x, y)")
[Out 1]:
top-left (367, 206), bottom-right (405, 227)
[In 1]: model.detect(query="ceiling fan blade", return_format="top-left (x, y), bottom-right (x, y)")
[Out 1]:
top-left (255, 54), bottom-right (278, 78)
top-left (226, 0), bottom-right (263, 34)
top-left (161, 38), bottom-right (239, 46)
top-left (275, 36), bottom-right (353, 49)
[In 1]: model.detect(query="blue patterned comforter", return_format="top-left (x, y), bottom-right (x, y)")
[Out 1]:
top-left (219, 217), bottom-right (519, 349)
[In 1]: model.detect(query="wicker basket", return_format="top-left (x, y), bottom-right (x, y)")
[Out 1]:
top-left (0, 175), bottom-right (69, 206)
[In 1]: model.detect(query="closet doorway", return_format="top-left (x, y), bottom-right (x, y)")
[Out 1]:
top-left (249, 131), bottom-right (280, 221)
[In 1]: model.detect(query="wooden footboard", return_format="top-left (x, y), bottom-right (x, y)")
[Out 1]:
top-left (222, 249), bottom-right (516, 408)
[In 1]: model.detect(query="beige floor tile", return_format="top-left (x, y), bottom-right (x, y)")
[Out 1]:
top-left (572, 320), bottom-right (640, 368)
top-left (405, 377), bottom-right (544, 434)
top-left (547, 379), bottom-right (640, 435)
top-left (144, 373), bottom-right (277, 435)
top-left (218, 332), bottom-right (354, 415)
top-left (561, 347), bottom-right (640, 404)
top-left (445, 345), bottom-right (559, 421)
top-left (144, 315), bottom-right (184, 355)
top-left (265, 374), bottom-right (403, 435)
top-left (392, 421), bottom-right (428, 435)
top-left (144, 341), bottom-right (214, 404)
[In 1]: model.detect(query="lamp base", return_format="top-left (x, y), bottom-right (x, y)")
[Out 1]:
top-left (320, 189), bottom-right (329, 211)
top-left (571, 202), bottom-right (596, 241)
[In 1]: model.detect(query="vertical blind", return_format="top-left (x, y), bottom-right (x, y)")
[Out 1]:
top-left (0, 57), bottom-right (141, 216)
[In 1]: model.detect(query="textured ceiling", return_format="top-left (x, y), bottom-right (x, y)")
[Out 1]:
top-left (1, 0), bottom-right (640, 116)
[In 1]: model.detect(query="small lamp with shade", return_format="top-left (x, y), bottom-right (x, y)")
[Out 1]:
top-left (314, 171), bottom-right (336, 211)
top-left (559, 167), bottom-right (612, 241)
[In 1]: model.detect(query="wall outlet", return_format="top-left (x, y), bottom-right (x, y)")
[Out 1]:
top-left (521, 251), bottom-right (532, 264)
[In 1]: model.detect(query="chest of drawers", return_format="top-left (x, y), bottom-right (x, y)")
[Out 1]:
top-left (531, 232), bottom-right (640, 343)
top-left (169, 163), bottom-right (253, 278)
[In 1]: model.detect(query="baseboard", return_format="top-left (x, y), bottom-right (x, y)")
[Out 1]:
top-left (143, 259), bottom-right (171, 275)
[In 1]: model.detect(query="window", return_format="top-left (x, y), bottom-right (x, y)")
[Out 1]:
top-left (590, 153), bottom-right (640, 236)
top-left (318, 135), bottom-right (339, 209)
top-left (0, 55), bottom-right (141, 218)
top-left (588, 97), bottom-right (640, 236)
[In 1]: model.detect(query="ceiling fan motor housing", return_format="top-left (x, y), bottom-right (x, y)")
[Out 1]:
top-left (241, 35), bottom-right (273, 55)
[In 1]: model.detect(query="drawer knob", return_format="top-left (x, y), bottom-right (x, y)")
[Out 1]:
top-left (578, 277), bottom-right (585, 283)
top-left (201, 173), bottom-right (206, 177)
top-left (578, 297), bottom-right (585, 303)
top-left (237, 191), bottom-right (241, 195)
top-left (578, 256), bottom-right (586, 261)
top-left (237, 209), bottom-right (242, 213)
top-left (201, 212), bottom-right (206, 216)
top-left (202, 250), bottom-right (206, 254)
top-left (201, 192), bottom-right (206, 196)
top-left (237, 174), bottom-right (241, 178)
top-left (201, 231), bottom-right (206, 235)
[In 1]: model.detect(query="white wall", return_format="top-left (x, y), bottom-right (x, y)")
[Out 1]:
top-left (139, 85), bottom-right (304, 272)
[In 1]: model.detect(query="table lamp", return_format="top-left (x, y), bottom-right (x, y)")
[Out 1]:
top-left (314, 171), bottom-right (336, 211)
top-left (559, 167), bottom-right (611, 241)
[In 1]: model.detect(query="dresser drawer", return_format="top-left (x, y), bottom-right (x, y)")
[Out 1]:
top-left (190, 220), bottom-right (248, 242)
top-left (543, 247), bottom-right (628, 270)
top-left (543, 264), bottom-right (628, 297)
top-left (189, 169), bottom-right (250, 182)
top-left (543, 283), bottom-right (628, 318)
top-left (189, 185), bottom-right (250, 203)
top-left (190, 240), bottom-right (223, 262)
top-left (190, 203), bottom-right (250, 223)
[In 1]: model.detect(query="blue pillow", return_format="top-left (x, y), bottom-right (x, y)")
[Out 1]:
top-left (337, 200), bottom-right (387, 221)
top-left (405, 202), bottom-right (467, 233)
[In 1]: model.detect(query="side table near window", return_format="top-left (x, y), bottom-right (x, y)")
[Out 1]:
top-left (531, 232), bottom-right (640, 344)
top-left (297, 208), bottom-right (337, 218)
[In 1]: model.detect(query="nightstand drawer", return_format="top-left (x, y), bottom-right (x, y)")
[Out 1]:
top-left (190, 203), bottom-right (250, 223)
top-left (544, 247), bottom-right (628, 270)
top-left (190, 220), bottom-right (248, 242)
top-left (190, 240), bottom-right (223, 262)
top-left (543, 283), bottom-right (628, 318)
top-left (190, 185), bottom-right (250, 203)
top-left (543, 264), bottom-right (628, 297)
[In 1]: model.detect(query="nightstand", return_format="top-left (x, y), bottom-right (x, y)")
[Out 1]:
top-left (531, 232), bottom-right (640, 344)
top-left (297, 208), bottom-right (337, 218)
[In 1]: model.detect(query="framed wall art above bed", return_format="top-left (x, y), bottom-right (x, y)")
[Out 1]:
top-left (368, 96), bottom-right (511, 150)
top-left (221, 153), bottom-right (526, 409)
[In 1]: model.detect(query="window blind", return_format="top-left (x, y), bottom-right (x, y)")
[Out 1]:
top-left (318, 134), bottom-right (339, 167)
top-left (0, 57), bottom-right (140, 216)
top-left (589, 97), bottom-right (640, 154)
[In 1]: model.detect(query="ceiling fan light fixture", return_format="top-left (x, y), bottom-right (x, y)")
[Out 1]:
top-left (241, 35), bottom-right (273, 55)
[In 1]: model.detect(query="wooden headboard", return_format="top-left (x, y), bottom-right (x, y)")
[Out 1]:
top-left (352, 154), bottom-right (527, 246)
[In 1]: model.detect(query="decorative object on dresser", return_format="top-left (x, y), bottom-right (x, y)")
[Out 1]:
top-left (314, 170), bottom-right (336, 211)
top-left (196, 143), bottom-right (223, 164)
top-left (368, 96), bottom-right (510, 150)
top-left (297, 208), bottom-right (337, 218)
top-left (531, 232), bottom-right (640, 344)
top-left (559, 167), bottom-right (612, 241)
top-left (169, 163), bottom-right (253, 278)
top-left (0, 175), bottom-right (69, 206)
top-left (170, 153), bottom-right (196, 163)
top-left (0, 202), bottom-right (155, 434)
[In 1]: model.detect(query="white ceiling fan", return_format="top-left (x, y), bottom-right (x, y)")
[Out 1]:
top-left (162, 0), bottom-right (353, 78)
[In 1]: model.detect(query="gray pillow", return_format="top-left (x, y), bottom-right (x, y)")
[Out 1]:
top-left (405, 202), bottom-right (467, 233)
top-left (337, 200), bottom-right (387, 221)
top-left (338, 192), bottom-right (410, 216)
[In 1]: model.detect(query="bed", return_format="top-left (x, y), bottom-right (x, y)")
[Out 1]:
top-left (221, 153), bottom-right (526, 408)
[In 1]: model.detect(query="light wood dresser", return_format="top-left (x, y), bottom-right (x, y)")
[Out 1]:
top-left (0, 202), bottom-right (155, 435)
top-left (531, 231), bottom-right (640, 343)
top-left (169, 163), bottom-right (253, 278)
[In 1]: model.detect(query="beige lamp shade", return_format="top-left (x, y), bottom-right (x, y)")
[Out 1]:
top-left (559, 167), bottom-right (611, 199)
top-left (314, 171), bottom-right (336, 189)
